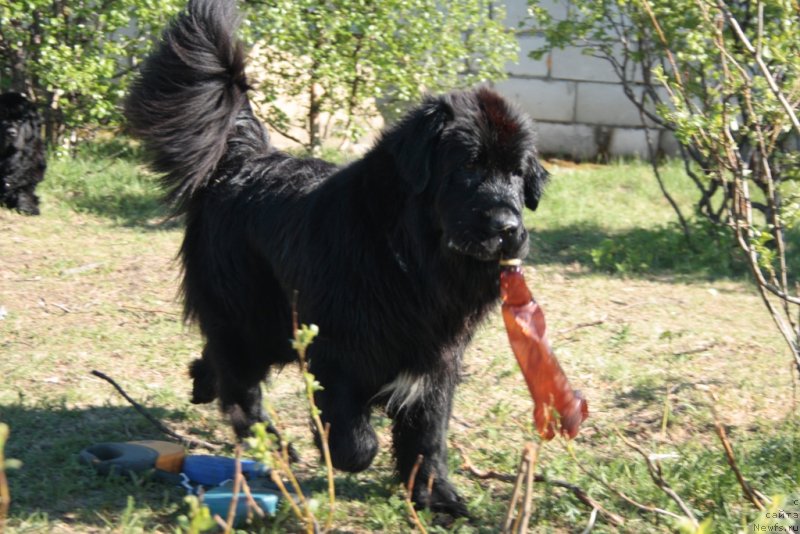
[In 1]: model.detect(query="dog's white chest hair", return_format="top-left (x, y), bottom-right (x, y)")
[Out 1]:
top-left (377, 372), bottom-right (430, 412)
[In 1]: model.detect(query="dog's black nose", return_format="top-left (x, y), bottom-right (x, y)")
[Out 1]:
top-left (488, 209), bottom-right (521, 237)
top-left (488, 208), bottom-right (527, 257)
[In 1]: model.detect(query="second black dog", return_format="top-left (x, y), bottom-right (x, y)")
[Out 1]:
top-left (0, 92), bottom-right (46, 215)
top-left (126, 0), bottom-right (548, 516)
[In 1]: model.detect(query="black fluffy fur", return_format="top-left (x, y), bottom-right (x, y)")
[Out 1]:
top-left (126, 0), bottom-right (548, 517)
top-left (0, 92), bottom-right (46, 215)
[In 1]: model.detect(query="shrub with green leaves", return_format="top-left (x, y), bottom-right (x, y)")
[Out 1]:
top-left (527, 0), bottom-right (800, 370)
top-left (0, 0), bottom-right (182, 148)
top-left (527, 0), bottom-right (800, 224)
top-left (243, 0), bottom-right (517, 151)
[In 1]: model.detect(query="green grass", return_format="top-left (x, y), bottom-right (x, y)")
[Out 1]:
top-left (1, 146), bottom-right (799, 533)
top-left (533, 159), bottom-right (698, 230)
top-left (527, 159), bottom-right (800, 278)
top-left (41, 141), bottom-right (165, 226)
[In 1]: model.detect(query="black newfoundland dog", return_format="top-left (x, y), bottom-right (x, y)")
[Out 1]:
top-left (126, 0), bottom-right (548, 516)
top-left (0, 92), bottom-right (46, 215)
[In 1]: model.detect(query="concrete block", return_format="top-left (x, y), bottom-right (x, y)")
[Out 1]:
top-left (503, 0), bottom-right (531, 29)
top-left (495, 78), bottom-right (577, 123)
top-left (533, 122), bottom-right (598, 160)
top-left (550, 46), bottom-right (620, 83)
top-left (658, 130), bottom-right (680, 157)
top-left (507, 35), bottom-right (550, 78)
top-left (607, 127), bottom-right (660, 159)
top-left (628, 58), bottom-right (649, 85)
top-left (505, 0), bottom-right (569, 28)
top-left (574, 82), bottom-right (644, 126)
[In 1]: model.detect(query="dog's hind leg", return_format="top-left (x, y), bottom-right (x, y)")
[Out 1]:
top-left (15, 185), bottom-right (40, 215)
top-left (188, 350), bottom-right (217, 404)
top-left (221, 379), bottom-right (266, 441)
top-left (203, 332), bottom-right (299, 459)
top-left (189, 348), bottom-right (297, 450)
top-left (195, 329), bottom-right (269, 437)
top-left (3, 185), bottom-right (40, 215)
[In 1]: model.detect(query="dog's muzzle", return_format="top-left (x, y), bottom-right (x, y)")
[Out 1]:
top-left (446, 208), bottom-right (529, 261)
top-left (488, 208), bottom-right (527, 258)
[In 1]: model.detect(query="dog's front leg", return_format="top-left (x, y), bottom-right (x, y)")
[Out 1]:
top-left (310, 354), bottom-right (379, 473)
top-left (390, 374), bottom-right (469, 518)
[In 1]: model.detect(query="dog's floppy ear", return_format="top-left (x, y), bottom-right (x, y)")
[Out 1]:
top-left (385, 96), bottom-right (453, 195)
top-left (523, 153), bottom-right (549, 211)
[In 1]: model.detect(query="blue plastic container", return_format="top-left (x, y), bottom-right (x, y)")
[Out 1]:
top-left (203, 479), bottom-right (279, 525)
top-left (182, 455), bottom-right (268, 486)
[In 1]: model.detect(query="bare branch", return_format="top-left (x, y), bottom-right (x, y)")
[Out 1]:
top-left (261, 117), bottom-right (307, 148)
top-left (616, 431), bottom-right (698, 527)
top-left (454, 443), bottom-right (625, 527)
top-left (90, 370), bottom-right (222, 450)
top-left (580, 506), bottom-right (599, 534)
top-left (707, 393), bottom-right (768, 511)
top-left (638, 102), bottom-right (693, 243)
top-left (556, 318), bottom-right (606, 338)
top-left (503, 444), bottom-right (532, 534)
top-left (564, 442), bottom-right (683, 522)
top-left (405, 454), bottom-right (428, 534)
top-left (219, 445), bottom-right (244, 534)
top-left (672, 342), bottom-right (717, 357)
top-left (518, 444), bottom-right (539, 534)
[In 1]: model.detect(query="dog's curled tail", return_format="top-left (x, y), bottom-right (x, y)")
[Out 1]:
top-left (125, 0), bottom-right (255, 212)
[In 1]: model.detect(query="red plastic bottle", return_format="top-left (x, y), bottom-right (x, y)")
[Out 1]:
top-left (500, 264), bottom-right (588, 439)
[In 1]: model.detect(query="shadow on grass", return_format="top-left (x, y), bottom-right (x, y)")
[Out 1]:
top-left (65, 190), bottom-right (178, 231)
top-left (0, 402), bottom-right (202, 529)
top-left (526, 220), bottom-right (800, 282)
top-left (0, 401), bottom-right (405, 531)
top-left (527, 222), bottom-right (742, 278)
top-left (301, 471), bottom-right (393, 499)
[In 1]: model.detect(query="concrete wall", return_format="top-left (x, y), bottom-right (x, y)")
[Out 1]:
top-left (495, 0), bottom-right (676, 160)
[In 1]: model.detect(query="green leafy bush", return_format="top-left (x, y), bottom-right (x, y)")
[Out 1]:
top-left (527, 0), bottom-right (800, 366)
top-left (0, 0), bottom-right (182, 148)
top-left (244, 0), bottom-right (517, 151)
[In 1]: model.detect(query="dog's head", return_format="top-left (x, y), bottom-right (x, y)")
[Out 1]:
top-left (0, 93), bottom-right (38, 153)
top-left (385, 87), bottom-right (548, 262)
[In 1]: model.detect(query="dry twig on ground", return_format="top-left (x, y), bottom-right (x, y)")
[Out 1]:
top-left (708, 392), bottom-right (768, 510)
top-left (90, 369), bottom-right (222, 450)
top-left (502, 442), bottom-right (541, 534)
top-left (454, 442), bottom-right (624, 527)
top-left (616, 430), bottom-right (698, 528)
top-left (405, 454), bottom-right (428, 533)
top-left (565, 442), bottom-right (682, 522)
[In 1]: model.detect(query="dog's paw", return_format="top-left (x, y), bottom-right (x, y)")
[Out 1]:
top-left (14, 192), bottom-right (41, 216)
top-left (323, 423), bottom-right (378, 473)
top-left (412, 479), bottom-right (470, 518)
top-left (188, 358), bottom-right (217, 404)
top-left (16, 202), bottom-right (40, 216)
